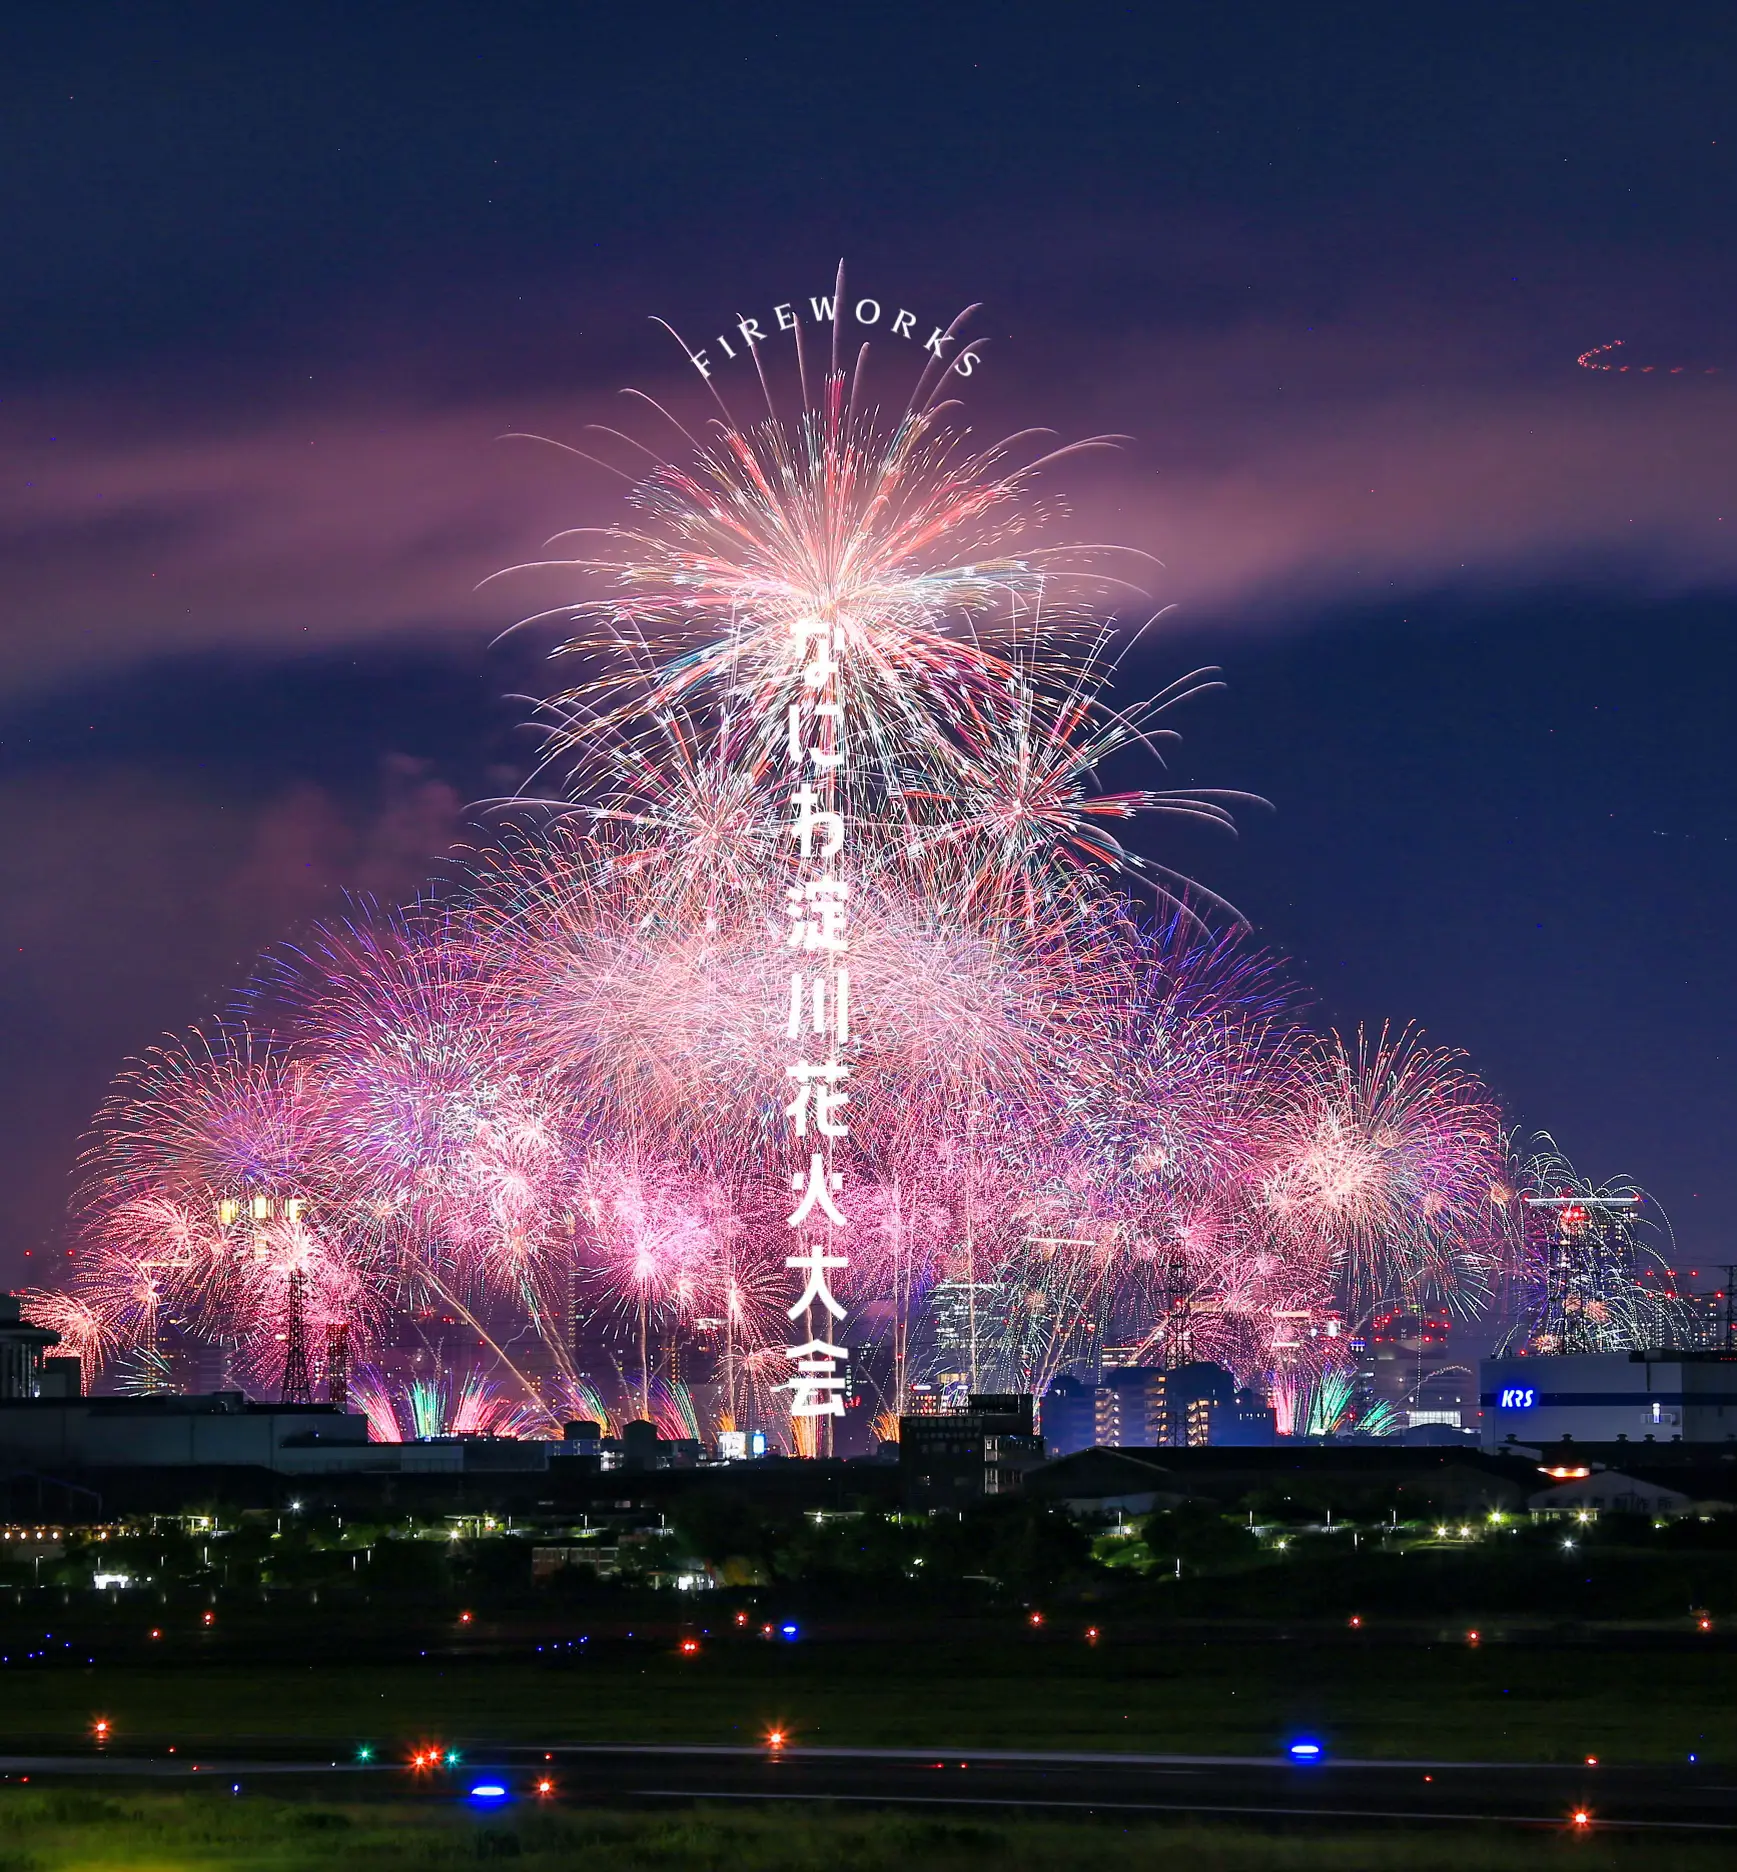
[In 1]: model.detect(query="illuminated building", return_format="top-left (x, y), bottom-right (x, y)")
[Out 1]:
top-left (1085, 1360), bottom-right (1273, 1448)
top-left (1095, 1365), bottom-right (1166, 1446)
top-left (1675, 1282), bottom-right (1735, 1351)
top-left (1480, 1349), bottom-right (1737, 1446)
top-left (1350, 1309), bottom-right (1460, 1428)
top-left (926, 1280), bottom-right (1005, 1388)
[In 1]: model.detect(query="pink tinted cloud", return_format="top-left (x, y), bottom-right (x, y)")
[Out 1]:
top-left (4, 312), bottom-right (1736, 696)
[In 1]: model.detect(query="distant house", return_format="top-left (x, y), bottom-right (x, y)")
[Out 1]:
top-left (1023, 1448), bottom-right (1185, 1517)
top-left (1527, 1469), bottom-right (1691, 1516)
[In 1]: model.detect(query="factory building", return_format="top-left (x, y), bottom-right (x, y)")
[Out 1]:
top-left (1480, 1350), bottom-right (1737, 1447)
top-left (0, 1390), bottom-right (551, 1474)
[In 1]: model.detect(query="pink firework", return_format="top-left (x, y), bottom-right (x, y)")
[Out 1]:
top-left (1263, 1025), bottom-right (1505, 1320)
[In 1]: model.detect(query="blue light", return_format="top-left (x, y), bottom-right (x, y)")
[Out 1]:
top-left (1288, 1741), bottom-right (1323, 1761)
top-left (469, 1783), bottom-right (508, 1801)
top-left (780, 1623), bottom-right (799, 1640)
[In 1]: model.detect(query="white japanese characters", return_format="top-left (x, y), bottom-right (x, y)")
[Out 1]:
top-left (776, 615), bottom-right (853, 1425)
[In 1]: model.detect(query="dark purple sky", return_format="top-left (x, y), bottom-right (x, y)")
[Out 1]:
top-left (2, 4), bottom-right (1734, 1286)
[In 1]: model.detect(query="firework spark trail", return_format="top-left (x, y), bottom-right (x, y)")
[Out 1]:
top-left (1577, 339), bottom-right (1719, 374)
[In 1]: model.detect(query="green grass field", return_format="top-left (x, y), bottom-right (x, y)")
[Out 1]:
top-left (0, 1792), bottom-right (1730, 1872)
top-left (0, 1631), bottom-right (1731, 1763)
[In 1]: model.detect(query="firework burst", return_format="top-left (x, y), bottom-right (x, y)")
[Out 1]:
top-left (39, 316), bottom-right (1515, 1445)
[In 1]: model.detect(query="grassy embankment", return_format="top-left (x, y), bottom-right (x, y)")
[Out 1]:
top-left (0, 1792), bottom-right (1733, 1872)
top-left (0, 1624), bottom-right (1731, 1762)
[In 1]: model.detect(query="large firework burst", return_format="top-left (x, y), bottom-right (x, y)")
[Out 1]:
top-left (40, 304), bottom-right (1513, 1443)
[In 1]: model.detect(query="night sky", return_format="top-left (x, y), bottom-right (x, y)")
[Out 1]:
top-left (2, 6), bottom-right (1734, 1291)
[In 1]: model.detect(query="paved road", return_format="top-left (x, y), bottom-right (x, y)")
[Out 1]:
top-left (4, 1744), bottom-right (1733, 1832)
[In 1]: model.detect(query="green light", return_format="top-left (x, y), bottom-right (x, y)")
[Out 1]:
top-left (444, 1750), bottom-right (460, 1766)
top-left (356, 1746), bottom-right (374, 1762)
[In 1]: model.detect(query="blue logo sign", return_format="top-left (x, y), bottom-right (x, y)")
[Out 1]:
top-left (1497, 1386), bottom-right (1535, 1410)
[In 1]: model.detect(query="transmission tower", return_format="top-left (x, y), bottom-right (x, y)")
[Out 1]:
top-left (280, 1267), bottom-right (312, 1405)
top-left (324, 1319), bottom-right (351, 1408)
top-left (1160, 1252), bottom-right (1195, 1369)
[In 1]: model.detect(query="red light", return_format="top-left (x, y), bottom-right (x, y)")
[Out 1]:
top-left (1466, 1630), bottom-right (1480, 1645)
top-left (459, 1612), bottom-right (472, 1625)
top-left (1699, 1617), bottom-right (1713, 1631)
top-left (680, 1639), bottom-right (700, 1655)
top-left (535, 1778), bottom-right (554, 1797)
top-left (201, 1611), bottom-right (215, 1627)
top-left (1029, 1611), bottom-right (1044, 1627)
top-left (734, 1611), bottom-right (749, 1627)
top-left (149, 1629), bottom-right (161, 1640)
top-left (1348, 1616), bottom-right (1362, 1628)
top-left (766, 1729), bottom-right (785, 1750)
top-left (1572, 1810), bottom-right (1591, 1828)
top-left (1585, 1755), bottom-right (1598, 1766)
top-left (1084, 1626), bottom-right (1099, 1644)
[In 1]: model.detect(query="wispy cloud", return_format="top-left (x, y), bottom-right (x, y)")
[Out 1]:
top-left (4, 299), bottom-right (1735, 699)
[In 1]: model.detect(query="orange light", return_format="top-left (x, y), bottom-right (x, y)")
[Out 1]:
top-left (766, 1728), bottom-right (786, 1750)
top-left (535, 1778), bottom-right (554, 1797)
top-left (91, 1718), bottom-right (110, 1738)
top-left (1573, 1810), bottom-right (1591, 1828)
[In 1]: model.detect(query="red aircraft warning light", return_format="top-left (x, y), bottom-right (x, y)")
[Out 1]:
top-left (680, 1638), bottom-right (701, 1655)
